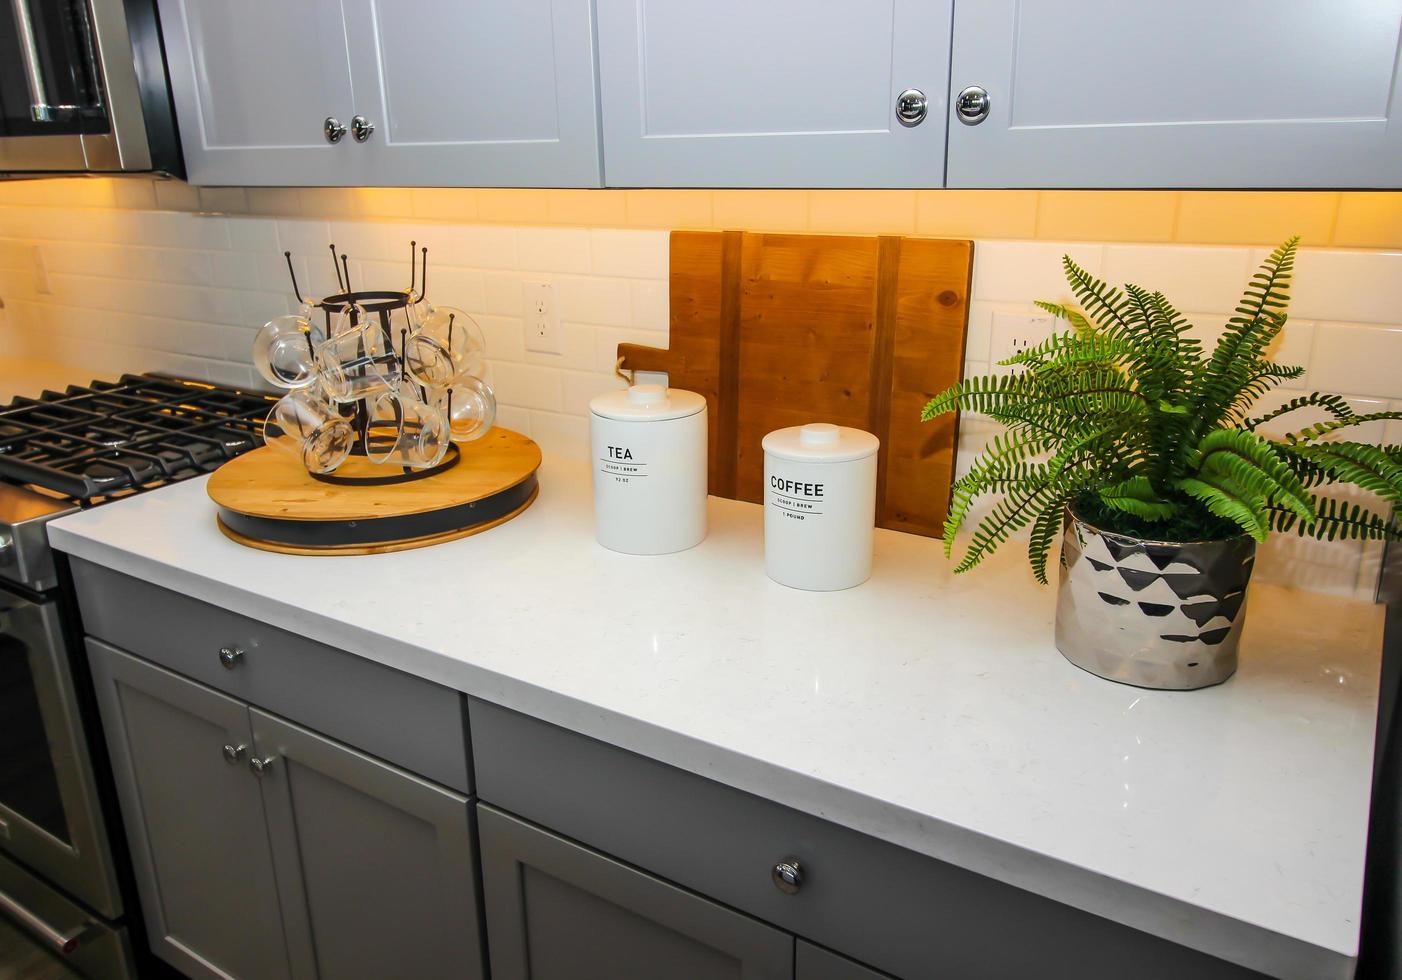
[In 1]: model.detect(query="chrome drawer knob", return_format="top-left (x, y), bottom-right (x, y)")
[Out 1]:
top-left (771, 858), bottom-right (804, 895)
top-left (955, 85), bottom-right (990, 125)
top-left (895, 88), bottom-right (928, 127)
top-left (218, 646), bottom-right (244, 669)
top-left (249, 756), bottom-right (276, 776)
top-left (324, 116), bottom-right (347, 144)
top-left (222, 743), bottom-right (246, 764)
top-left (351, 115), bottom-right (375, 143)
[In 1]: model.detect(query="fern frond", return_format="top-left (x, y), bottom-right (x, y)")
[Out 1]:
top-left (1098, 475), bottom-right (1178, 521)
top-left (1174, 475), bottom-right (1270, 541)
top-left (1269, 497), bottom-right (1401, 542)
top-left (1285, 411), bottom-right (1402, 443)
top-left (1190, 429), bottom-right (1314, 522)
top-left (1283, 441), bottom-right (1402, 507)
top-left (1027, 495), bottom-right (1074, 585)
top-left (1032, 300), bottom-right (1096, 337)
top-left (1243, 392), bottom-right (1354, 432)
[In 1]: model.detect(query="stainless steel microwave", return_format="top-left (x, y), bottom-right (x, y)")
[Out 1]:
top-left (0, 0), bottom-right (181, 176)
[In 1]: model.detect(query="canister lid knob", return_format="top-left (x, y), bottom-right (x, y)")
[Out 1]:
top-left (798, 423), bottom-right (840, 447)
top-left (626, 384), bottom-right (666, 407)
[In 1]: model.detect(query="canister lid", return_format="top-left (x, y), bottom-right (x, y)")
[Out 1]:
top-left (589, 384), bottom-right (706, 422)
top-left (762, 423), bottom-right (880, 462)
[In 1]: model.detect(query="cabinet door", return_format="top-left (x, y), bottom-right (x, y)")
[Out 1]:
top-left (947, 0), bottom-right (1402, 188)
top-left (250, 709), bottom-right (484, 980)
top-left (86, 641), bottom-right (294, 980)
top-left (479, 805), bottom-right (792, 980)
top-left (342, 0), bottom-right (602, 186)
top-left (156, 0), bottom-right (365, 185)
top-left (597, 0), bottom-right (951, 187)
top-left (796, 941), bottom-right (893, 980)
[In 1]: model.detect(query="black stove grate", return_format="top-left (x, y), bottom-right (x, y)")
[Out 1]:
top-left (0, 374), bottom-right (276, 503)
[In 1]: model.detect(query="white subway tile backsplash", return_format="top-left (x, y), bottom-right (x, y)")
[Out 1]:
top-left (1103, 245), bottom-right (1252, 313)
top-left (528, 410), bottom-right (590, 461)
top-left (1289, 249), bottom-right (1402, 322)
top-left (589, 229), bottom-right (668, 279)
top-left (525, 322), bottom-right (597, 372)
top-left (225, 217), bottom-right (280, 253)
top-left (557, 276), bottom-right (631, 326)
top-left (491, 362), bottom-right (563, 412)
top-left (517, 227), bottom-right (592, 274)
top-left (560, 369), bottom-right (620, 417)
top-left (484, 272), bottom-right (524, 315)
top-left (476, 315), bottom-right (526, 361)
top-left (629, 279), bottom-right (669, 332)
top-left (970, 242), bottom-right (1104, 304)
top-left (1309, 323), bottom-right (1402, 400)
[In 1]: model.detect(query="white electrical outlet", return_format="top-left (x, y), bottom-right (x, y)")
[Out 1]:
top-left (523, 279), bottom-right (562, 354)
top-left (989, 312), bottom-right (1056, 375)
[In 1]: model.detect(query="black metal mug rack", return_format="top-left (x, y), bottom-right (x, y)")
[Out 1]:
top-left (282, 241), bottom-right (460, 485)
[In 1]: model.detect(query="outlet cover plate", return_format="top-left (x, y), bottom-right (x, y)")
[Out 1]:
top-left (523, 279), bottom-right (562, 354)
top-left (990, 312), bottom-right (1055, 375)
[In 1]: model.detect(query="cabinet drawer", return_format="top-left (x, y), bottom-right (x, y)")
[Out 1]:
top-left (470, 698), bottom-right (1269, 980)
top-left (71, 559), bottom-right (469, 794)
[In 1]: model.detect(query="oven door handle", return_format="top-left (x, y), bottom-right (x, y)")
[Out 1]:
top-left (7, 0), bottom-right (84, 123)
top-left (0, 886), bottom-right (92, 954)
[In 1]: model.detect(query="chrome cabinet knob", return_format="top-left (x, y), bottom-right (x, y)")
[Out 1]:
top-left (955, 85), bottom-right (990, 125)
top-left (218, 646), bottom-right (244, 669)
top-left (249, 756), bottom-right (275, 775)
top-left (771, 857), bottom-right (804, 895)
top-left (324, 116), bottom-right (347, 144)
top-left (895, 88), bottom-right (929, 127)
top-left (351, 115), bottom-right (375, 143)
top-left (222, 743), bottom-right (246, 764)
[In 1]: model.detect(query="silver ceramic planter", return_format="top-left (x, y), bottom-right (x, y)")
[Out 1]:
top-left (1054, 507), bottom-right (1256, 690)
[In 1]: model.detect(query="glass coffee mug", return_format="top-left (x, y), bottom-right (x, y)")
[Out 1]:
top-left (433, 376), bottom-right (497, 443)
top-left (315, 322), bottom-right (396, 404)
top-left (264, 389), bottom-right (354, 475)
top-left (364, 382), bottom-right (452, 469)
top-left (253, 315), bottom-right (325, 390)
top-left (404, 306), bottom-right (485, 388)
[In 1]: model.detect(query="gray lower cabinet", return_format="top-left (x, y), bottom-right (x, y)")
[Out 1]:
top-left (478, 804), bottom-right (792, 980)
top-left (796, 942), bottom-right (893, 980)
top-left (87, 640), bottom-right (296, 980)
top-left (87, 638), bottom-right (484, 980)
top-left (251, 709), bottom-right (484, 980)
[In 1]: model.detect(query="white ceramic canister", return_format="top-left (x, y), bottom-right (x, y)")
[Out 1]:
top-left (589, 384), bottom-right (707, 555)
top-left (763, 423), bottom-right (880, 591)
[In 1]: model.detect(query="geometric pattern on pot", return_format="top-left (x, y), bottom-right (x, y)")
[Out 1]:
top-left (1055, 516), bottom-right (1257, 690)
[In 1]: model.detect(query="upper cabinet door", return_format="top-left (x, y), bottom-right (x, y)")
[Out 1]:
top-left (342, 0), bottom-right (602, 186)
top-left (947, 0), bottom-right (1402, 188)
top-left (157, 0), bottom-right (365, 186)
top-left (597, 0), bottom-right (952, 187)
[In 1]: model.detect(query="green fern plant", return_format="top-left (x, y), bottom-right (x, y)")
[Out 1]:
top-left (922, 237), bottom-right (1402, 584)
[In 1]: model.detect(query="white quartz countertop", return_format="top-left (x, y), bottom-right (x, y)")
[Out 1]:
top-left (48, 457), bottom-right (1385, 980)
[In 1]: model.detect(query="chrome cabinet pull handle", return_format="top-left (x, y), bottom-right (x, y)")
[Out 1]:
top-left (249, 756), bottom-right (276, 775)
top-left (324, 116), bottom-right (347, 144)
top-left (222, 743), bottom-right (246, 764)
top-left (955, 85), bottom-right (991, 125)
top-left (218, 646), bottom-right (244, 669)
top-left (351, 115), bottom-right (375, 143)
top-left (895, 88), bottom-right (928, 127)
top-left (771, 857), bottom-right (805, 895)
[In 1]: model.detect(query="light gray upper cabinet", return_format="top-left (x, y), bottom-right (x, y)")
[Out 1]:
top-left (342, 0), bottom-right (602, 186)
top-left (596, 0), bottom-right (952, 187)
top-left (87, 640), bottom-right (296, 980)
top-left (156, 0), bottom-right (364, 186)
top-left (251, 709), bottom-right (484, 980)
top-left (947, 0), bottom-right (1402, 188)
top-left (479, 805), bottom-right (793, 980)
top-left (160, 0), bottom-right (601, 186)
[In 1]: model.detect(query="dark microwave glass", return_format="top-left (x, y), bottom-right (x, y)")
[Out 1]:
top-left (0, 598), bottom-right (69, 843)
top-left (0, 0), bottom-right (108, 139)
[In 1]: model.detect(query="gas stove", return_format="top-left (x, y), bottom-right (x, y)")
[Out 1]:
top-left (0, 374), bottom-right (274, 592)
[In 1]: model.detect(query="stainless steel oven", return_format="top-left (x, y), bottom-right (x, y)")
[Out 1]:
top-left (0, 0), bottom-right (180, 175)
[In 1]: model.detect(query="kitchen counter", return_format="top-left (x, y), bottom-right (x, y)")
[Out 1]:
top-left (49, 456), bottom-right (1385, 980)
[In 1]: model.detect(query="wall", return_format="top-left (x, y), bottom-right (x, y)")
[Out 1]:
top-left (0, 178), bottom-right (1397, 598)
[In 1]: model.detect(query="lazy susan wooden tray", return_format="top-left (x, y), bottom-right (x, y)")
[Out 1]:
top-left (208, 427), bottom-right (541, 555)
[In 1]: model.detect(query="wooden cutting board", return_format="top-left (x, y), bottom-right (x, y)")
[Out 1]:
top-left (618, 231), bottom-right (971, 537)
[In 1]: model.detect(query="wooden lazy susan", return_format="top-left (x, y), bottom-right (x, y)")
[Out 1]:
top-left (208, 428), bottom-right (542, 555)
